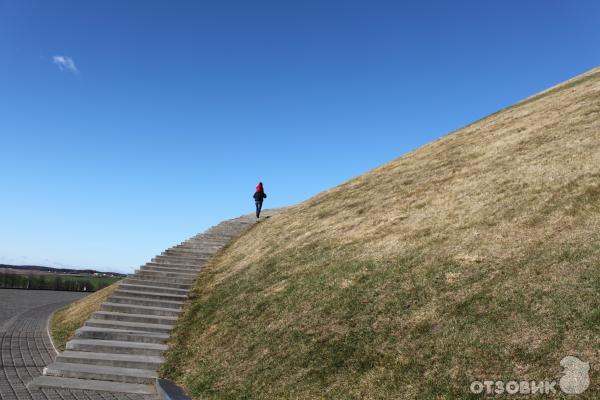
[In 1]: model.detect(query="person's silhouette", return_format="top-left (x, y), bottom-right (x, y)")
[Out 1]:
top-left (253, 181), bottom-right (267, 218)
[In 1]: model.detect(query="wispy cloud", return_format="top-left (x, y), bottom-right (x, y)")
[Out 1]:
top-left (52, 55), bottom-right (78, 73)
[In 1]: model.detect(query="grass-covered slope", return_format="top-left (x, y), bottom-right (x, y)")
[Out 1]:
top-left (163, 68), bottom-right (600, 399)
top-left (51, 282), bottom-right (119, 351)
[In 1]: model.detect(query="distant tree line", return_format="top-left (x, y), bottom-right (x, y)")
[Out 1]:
top-left (0, 264), bottom-right (125, 277)
top-left (0, 272), bottom-right (117, 292)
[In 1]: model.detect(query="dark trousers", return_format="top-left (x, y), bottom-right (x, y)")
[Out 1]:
top-left (255, 201), bottom-right (263, 218)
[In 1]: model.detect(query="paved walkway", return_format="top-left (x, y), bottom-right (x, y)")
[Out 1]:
top-left (0, 289), bottom-right (157, 400)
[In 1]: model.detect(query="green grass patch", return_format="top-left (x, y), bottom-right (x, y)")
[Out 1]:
top-left (162, 241), bottom-right (600, 399)
top-left (51, 283), bottom-right (119, 351)
top-left (160, 68), bottom-right (600, 399)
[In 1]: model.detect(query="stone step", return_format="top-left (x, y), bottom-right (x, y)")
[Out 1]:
top-left (145, 263), bottom-right (202, 273)
top-left (137, 267), bottom-right (199, 279)
top-left (45, 362), bottom-right (157, 384)
top-left (57, 351), bottom-right (164, 370)
top-left (75, 326), bottom-right (169, 344)
top-left (85, 318), bottom-right (174, 334)
top-left (184, 234), bottom-right (238, 240)
top-left (133, 272), bottom-right (197, 284)
top-left (101, 302), bottom-right (182, 317)
top-left (118, 282), bottom-right (189, 295)
top-left (131, 276), bottom-right (194, 287)
top-left (195, 231), bottom-right (245, 237)
top-left (92, 311), bottom-right (177, 326)
top-left (183, 237), bottom-right (225, 244)
top-left (140, 263), bottom-right (202, 276)
top-left (155, 255), bottom-right (210, 264)
top-left (151, 256), bottom-right (206, 266)
top-left (133, 271), bottom-right (196, 284)
top-left (124, 277), bottom-right (192, 289)
top-left (66, 339), bottom-right (167, 356)
top-left (108, 295), bottom-right (183, 310)
top-left (183, 233), bottom-right (240, 241)
top-left (166, 244), bottom-right (214, 251)
top-left (28, 376), bottom-right (156, 395)
top-left (155, 252), bottom-right (209, 260)
top-left (175, 241), bottom-right (228, 248)
top-left (161, 247), bottom-right (211, 253)
top-left (173, 244), bottom-right (224, 251)
top-left (163, 249), bottom-right (213, 257)
top-left (113, 288), bottom-right (186, 302)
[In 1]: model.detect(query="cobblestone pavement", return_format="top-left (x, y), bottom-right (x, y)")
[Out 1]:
top-left (0, 289), bottom-right (158, 400)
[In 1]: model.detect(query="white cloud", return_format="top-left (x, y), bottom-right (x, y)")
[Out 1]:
top-left (52, 55), bottom-right (78, 73)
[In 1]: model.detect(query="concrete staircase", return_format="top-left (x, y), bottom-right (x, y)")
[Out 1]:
top-left (29, 212), bottom-right (274, 395)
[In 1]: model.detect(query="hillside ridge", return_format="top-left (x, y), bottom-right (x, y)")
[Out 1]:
top-left (161, 67), bottom-right (600, 399)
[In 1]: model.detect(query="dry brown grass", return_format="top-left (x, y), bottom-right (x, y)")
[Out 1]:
top-left (165, 67), bottom-right (600, 399)
top-left (223, 68), bottom-right (600, 268)
top-left (51, 282), bottom-right (119, 351)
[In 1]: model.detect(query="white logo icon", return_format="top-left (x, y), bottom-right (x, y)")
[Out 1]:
top-left (470, 355), bottom-right (591, 395)
top-left (559, 356), bottom-right (590, 395)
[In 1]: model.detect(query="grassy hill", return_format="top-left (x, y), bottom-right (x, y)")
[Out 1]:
top-left (161, 68), bottom-right (600, 399)
top-left (51, 283), bottom-right (119, 350)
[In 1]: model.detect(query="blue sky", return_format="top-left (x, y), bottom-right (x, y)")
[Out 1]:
top-left (1, 0), bottom-right (598, 273)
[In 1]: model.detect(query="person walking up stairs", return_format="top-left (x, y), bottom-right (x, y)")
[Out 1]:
top-left (253, 181), bottom-right (267, 218)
